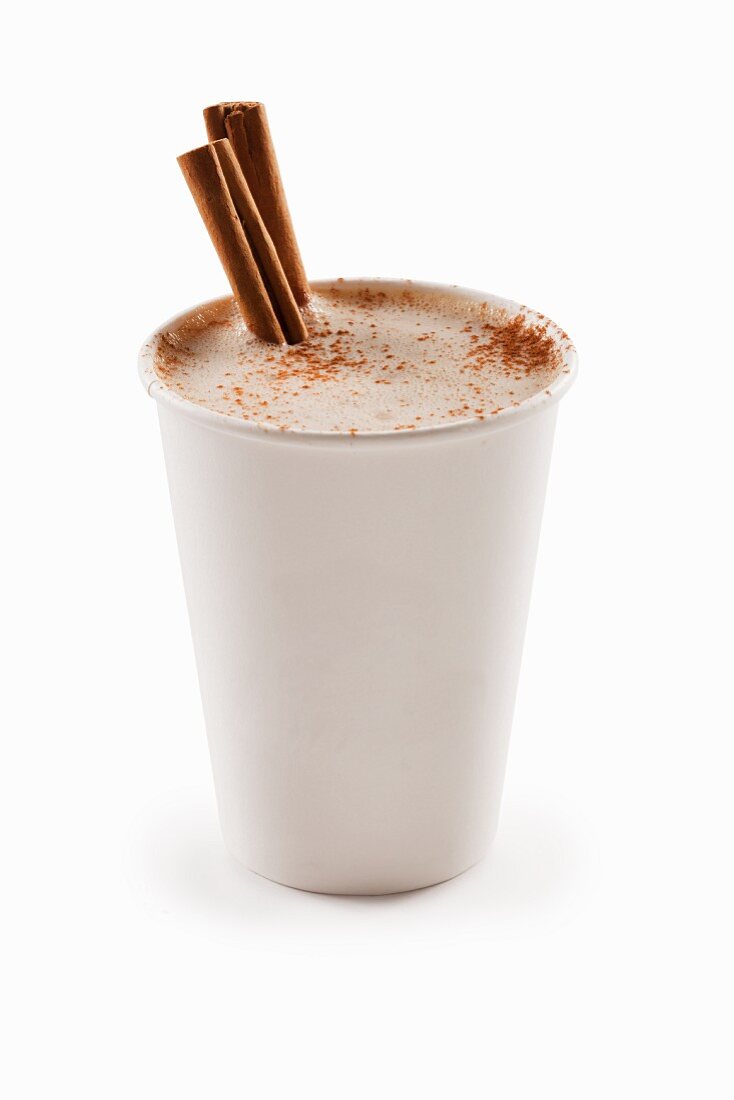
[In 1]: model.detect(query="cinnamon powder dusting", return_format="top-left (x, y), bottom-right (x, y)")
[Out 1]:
top-left (152, 280), bottom-right (574, 433)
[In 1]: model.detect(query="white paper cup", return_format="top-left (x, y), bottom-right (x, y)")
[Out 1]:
top-left (139, 280), bottom-right (577, 894)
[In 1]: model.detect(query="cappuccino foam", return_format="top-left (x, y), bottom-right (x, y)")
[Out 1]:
top-left (151, 280), bottom-right (573, 434)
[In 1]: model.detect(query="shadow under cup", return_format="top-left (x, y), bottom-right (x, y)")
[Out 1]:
top-left (139, 279), bottom-right (577, 895)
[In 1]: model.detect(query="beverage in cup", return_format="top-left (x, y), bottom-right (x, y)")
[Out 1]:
top-left (139, 103), bottom-right (577, 894)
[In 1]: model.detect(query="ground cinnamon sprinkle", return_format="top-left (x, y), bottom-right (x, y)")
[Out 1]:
top-left (468, 314), bottom-right (563, 377)
top-left (152, 282), bottom-right (574, 433)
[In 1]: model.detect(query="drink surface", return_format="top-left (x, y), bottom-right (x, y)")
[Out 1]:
top-left (150, 280), bottom-right (574, 434)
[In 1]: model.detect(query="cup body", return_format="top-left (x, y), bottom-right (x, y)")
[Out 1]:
top-left (141, 281), bottom-right (576, 894)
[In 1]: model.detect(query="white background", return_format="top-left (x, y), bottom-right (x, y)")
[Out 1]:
top-left (3, 1), bottom-right (732, 1096)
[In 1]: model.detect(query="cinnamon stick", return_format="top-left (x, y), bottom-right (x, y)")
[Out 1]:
top-left (211, 139), bottom-right (308, 345)
top-left (203, 101), bottom-right (310, 305)
top-left (177, 144), bottom-right (284, 344)
top-left (203, 102), bottom-right (234, 141)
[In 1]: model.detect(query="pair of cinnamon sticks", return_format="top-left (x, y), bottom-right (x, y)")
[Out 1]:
top-left (178, 102), bottom-right (309, 344)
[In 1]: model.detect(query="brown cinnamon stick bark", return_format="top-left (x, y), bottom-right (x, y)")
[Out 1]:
top-left (203, 101), bottom-right (310, 305)
top-left (203, 102), bottom-right (235, 141)
top-left (177, 144), bottom-right (284, 344)
top-left (211, 139), bottom-right (308, 345)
